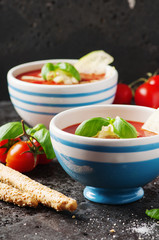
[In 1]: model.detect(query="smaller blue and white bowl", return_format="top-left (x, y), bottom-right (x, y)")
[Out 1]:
top-left (50, 104), bottom-right (159, 205)
top-left (7, 60), bottom-right (118, 128)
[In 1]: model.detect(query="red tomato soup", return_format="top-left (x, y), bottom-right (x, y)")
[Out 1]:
top-left (16, 70), bottom-right (105, 85)
top-left (63, 121), bottom-right (157, 138)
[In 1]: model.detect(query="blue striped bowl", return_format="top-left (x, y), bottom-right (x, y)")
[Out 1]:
top-left (7, 60), bottom-right (118, 128)
top-left (50, 104), bottom-right (159, 204)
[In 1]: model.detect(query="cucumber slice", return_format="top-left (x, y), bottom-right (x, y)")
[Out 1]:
top-left (74, 50), bottom-right (114, 74)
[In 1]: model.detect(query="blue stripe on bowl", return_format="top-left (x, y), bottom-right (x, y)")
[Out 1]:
top-left (9, 93), bottom-right (115, 107)
top-left (13, 103), bottom-right (57, 115)
top-left (51, 133), bottom-right (159, 153)
top-left (55, 151), bottom-right (159, 188)
top-left (8, 83), bottom-right (116, 98)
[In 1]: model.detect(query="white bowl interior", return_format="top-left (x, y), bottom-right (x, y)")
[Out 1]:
top-left (7, 59), bottom-right (117, 90)
top-left (52, 104), bottom-right (155, 130)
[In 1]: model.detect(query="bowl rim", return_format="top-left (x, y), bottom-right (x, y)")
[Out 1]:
top-left (7, 59), bottom-right (118, 89)
top-left (50, 104), bottom-right (159, 143)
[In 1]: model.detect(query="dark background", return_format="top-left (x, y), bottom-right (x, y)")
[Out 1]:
top-left (1, 0), bottom-right (159, 101)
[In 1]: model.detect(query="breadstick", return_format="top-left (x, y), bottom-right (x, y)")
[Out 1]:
top-left (0, 182), bottom-right (38, 207)
top-left (0, 163), bottom-right (77, 212)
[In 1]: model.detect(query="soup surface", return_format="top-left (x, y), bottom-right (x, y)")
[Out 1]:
top-left (63, 121), bottom-right (156, 138)
top-left (16, 70), bottom-right (105, 85)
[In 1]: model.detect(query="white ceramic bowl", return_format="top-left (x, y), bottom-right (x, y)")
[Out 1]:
top-left (50, 104), bottom-right (159, 204)
top-left (7, 60), bottom-right (118, 128)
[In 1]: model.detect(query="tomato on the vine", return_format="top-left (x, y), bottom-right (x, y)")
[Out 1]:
top-left (32, 140), bottom-right (52, 164)
top-left (0, 138), bottom-right (21, 163)
top-left (147, 75), bottom-right (159, 88)
top-left (6, 141), bottom-right (38, 173)
top-left (0, 140), bottom-right (8, 163)
top-left (113, 83), bottom-right (132, 104)
top-left (134, 82), bottom-right (159, 108)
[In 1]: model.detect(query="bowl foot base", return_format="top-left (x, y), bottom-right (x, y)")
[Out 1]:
top-left (83, 186), bottom-right (144, 204)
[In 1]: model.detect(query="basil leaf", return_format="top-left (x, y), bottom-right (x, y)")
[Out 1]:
top-left (75, 117), bottom-right (110, 137)
top-left (41, 63), bottom-right (56, 80)
top-left (0, 122), bottom-right (28, 141)
top-left (26, 123), bottom-right (46, 135)
top-left (112, 117), bottom-right (137, 139)
top-left (30, 128), bottom-right (55, 159)
top-left (145, 209), bottom-right (159, 220)
top-left (55, 62), bottom-right (81, 81)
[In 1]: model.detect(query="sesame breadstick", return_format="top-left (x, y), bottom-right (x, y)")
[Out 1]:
top-left (0, 164), bottom-right (77, 212)
top-left (0, 182), bottom-right (38, 207)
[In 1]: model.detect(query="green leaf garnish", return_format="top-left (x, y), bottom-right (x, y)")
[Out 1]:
top-left (145, 209), bottom-right (159, 220)
top-left (55, 62), bottom-right (81, 81)
top-left (112, 117), bottom-right (137, 139)
top-left (75, 117), bottom-right (110, 137)
top-left (41, 62), bottom-right (81, 81)
top-left (0, 122), bottom-right (28, 141)
top-left (26, 123), bottom-right (47, 135)
top-left (30, 128), bottom-right (55, 159)
top-left (41, 63), bottom-right (56, 80)
top-left (75, 116), bottom-right (137, 139)
top-left (26, 124), bottom-right (55, 159)
top-left (0, 121), bottom-right (55, 160)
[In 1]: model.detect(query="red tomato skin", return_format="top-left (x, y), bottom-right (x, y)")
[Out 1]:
top-left (0, 138), bottom-right (21, 163)
top-left (6, 141), bottom-right (37, 173)
top-left (37, 154), bottom-right (52, 164)
top-left (0, 140), bottom-right (8, 163)
top-left (113, 83), bottom-right (132, 104)
top-left (32, 140), bottom-right (52, 164)
top-left (147, 75), bottom-right (159, 88)
top-left (135, 83), bottom-right (159, 108)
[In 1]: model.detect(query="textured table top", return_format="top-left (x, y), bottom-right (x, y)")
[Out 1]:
top-left (0, 101), bottom-right (159, 240)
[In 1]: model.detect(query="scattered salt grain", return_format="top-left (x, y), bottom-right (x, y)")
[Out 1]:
top-left (132, 223), bottom-right (156, 235)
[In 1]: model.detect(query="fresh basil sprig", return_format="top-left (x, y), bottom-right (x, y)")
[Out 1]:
top-left (55, 62), bottom-right (81, 81)
top-left (113, 117), bottom-right (137, 139)
top-left (26, 123), bottom-right (46, 135)
top-left (26, 124), bottom-right (55, 159)
top-left (75, 116), bottom-right (137, 139)
top-left (41, 62), bottom-right (81, 81)
top-left (146, 209), bottom-right (159, 220)
top-left (0, 122), bottom-right (55, 159)
top-left (0, 122), bottom-right (28, 140)
top-left (41, 63), bottom-right (56, 80)
top-left (75, 117), bottom-right (110, 137)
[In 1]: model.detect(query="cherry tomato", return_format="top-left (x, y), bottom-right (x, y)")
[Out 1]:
top-left (0, 140), bottom-right (8, 163)
top-left (147, 75), bottom-right (159, 88)
top-left (0, 138), bottom-right (21, 163)
top-left (113, 83), bottom-right (132, 104)
top-left (135, 83), bottom-right (159, 108)
top-left (33, 140), bottom-right (52, 164)
top-left (6, 141), bottom-right (38, 173)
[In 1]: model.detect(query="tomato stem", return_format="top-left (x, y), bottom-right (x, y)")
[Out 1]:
top-left (152, 68), bottom-right (159, 76)
top-left (16, 120), bottom-right (37, 149)
top-left (129, 78), bottom-right (147, 88)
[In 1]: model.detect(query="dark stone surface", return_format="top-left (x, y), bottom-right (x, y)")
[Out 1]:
top-left (0, 101), bottom-right (159, 240)
top-left (1, 0), bottom-right (159, 101)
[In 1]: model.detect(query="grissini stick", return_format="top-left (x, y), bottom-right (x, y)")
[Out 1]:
top-left (0, 182), bottom-right (38, 207)
top-left (0, 163), bottom-right (77, 212)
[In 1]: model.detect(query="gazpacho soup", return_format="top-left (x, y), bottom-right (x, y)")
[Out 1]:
top-left (16, 50), bottom-right (114, 85)
top-left (63, 119), bottom-right (157, 139)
